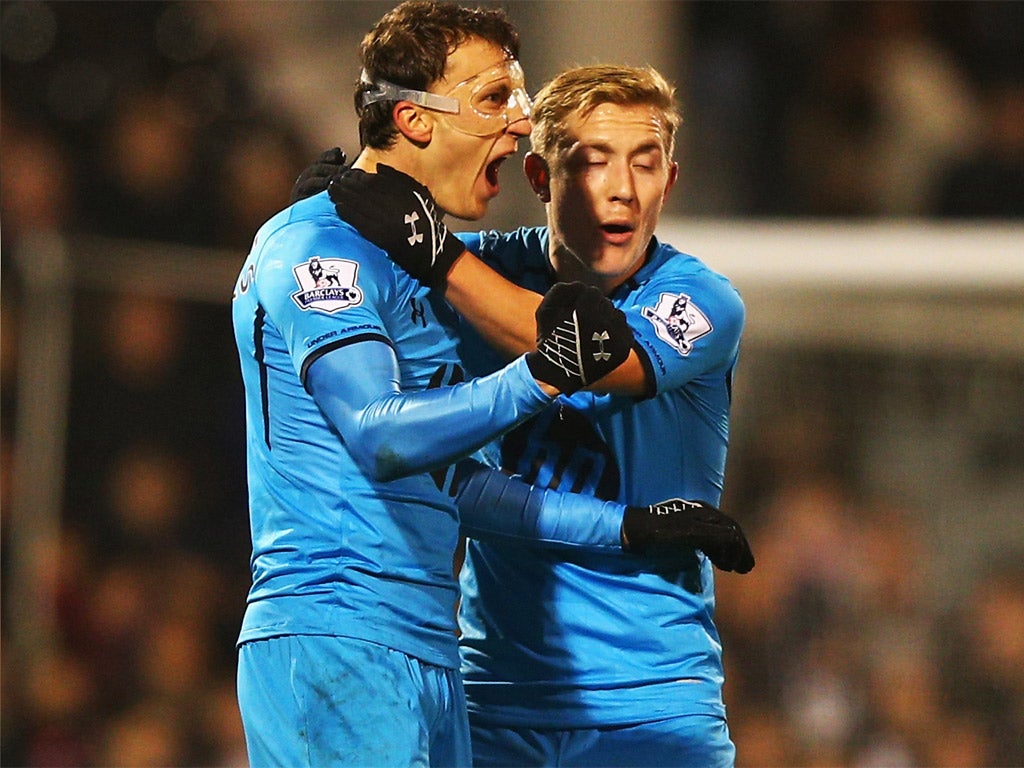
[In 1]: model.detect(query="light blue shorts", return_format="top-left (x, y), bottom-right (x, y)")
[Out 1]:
top-left (238, 635), bottom-right (471, 767)
top-left (469, 714), bottom-right (735, 768)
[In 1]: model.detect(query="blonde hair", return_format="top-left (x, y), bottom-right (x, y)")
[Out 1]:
top-left (530, 64), bottom-right (682, 162)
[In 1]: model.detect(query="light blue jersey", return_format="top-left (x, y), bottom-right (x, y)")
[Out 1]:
top-left (232, 191), bottom-right (467, 668)
top-left (231, 196), bottom-right (548, 672)
top-left (455, 227), bottom-right (745, 729)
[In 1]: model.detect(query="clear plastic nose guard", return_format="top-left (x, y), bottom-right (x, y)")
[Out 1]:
top-left (361, 59), bottom-right (532, 137)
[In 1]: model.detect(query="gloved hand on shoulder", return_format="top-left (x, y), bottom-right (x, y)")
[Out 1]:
top-left (328, 164), bottom-right (466, 288)
top-left (289, 147), bottom-right (347, 203)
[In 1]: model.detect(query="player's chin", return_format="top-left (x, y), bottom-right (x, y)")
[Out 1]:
top-left (448, 194), bottom-right (491, 222)
top-left (464, 183), bottom-right (499, 219)
top-left (592, 248), bottom-right (645, 279)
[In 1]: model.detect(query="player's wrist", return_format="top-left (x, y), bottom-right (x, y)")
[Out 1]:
top-left (530, 374), bottom-right (560, 397)
top-left (619, 518), bottom-right (633, 549)
top-left (508, 354), bottom-right (558, 404)
top-left (426, 233), bottom-right (468, 289)
top-left (620, 504), bottom-right (653, 553)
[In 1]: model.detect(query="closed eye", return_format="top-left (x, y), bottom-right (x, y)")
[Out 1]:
top-left (631, 148), bottom-right (662, 171)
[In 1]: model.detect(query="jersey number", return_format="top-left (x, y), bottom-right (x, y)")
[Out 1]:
top-left (500, 405), bottom-right (620, 500)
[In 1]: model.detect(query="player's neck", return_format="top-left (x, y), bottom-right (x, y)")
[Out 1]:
top-left (354, 146), bottom-right (422, 182)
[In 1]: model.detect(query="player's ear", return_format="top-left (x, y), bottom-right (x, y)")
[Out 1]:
top-left (663, 160), bottom-right (679, 202)
top-left (392, 101), bottom-right (433, 143)
top-left (524, 152), bottom-right (551, 202)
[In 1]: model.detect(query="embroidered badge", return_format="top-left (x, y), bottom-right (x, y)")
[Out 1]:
top-left (641, 292), bottom-right (712, 355)
top-left (291, 257), bottom-right (364, 313)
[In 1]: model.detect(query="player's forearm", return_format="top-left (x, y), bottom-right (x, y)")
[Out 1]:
top-left (454, 458), bottom-right (624, 550)
top-left (443, 253), bottom-right (540, 360)
top-left (309, 347), bottom-right (552, 482)
top-left (356, 358), bottom-right (553, 481)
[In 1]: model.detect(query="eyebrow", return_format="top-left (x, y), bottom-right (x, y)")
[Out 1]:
top-left (575, 140), bottom-right (665, 156)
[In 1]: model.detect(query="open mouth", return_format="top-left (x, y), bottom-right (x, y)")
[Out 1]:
top-left (598, 222), bottom-right (635, 245)
top-left (485, 156), bottom-right (506, 188)
top-left (601, 223), bottom-right (633, 235)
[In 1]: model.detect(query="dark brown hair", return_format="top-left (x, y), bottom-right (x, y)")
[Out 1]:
top-left (355, 1), bottom-right (520, 149)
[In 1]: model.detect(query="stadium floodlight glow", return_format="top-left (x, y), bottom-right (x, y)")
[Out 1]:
top-left (360, 59), bottom-right (532, 137)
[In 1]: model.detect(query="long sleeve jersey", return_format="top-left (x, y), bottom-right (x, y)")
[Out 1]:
top-left (454, 227), bottom-right (745, 728)
top-left (231, 194), bottom-right (549, 670)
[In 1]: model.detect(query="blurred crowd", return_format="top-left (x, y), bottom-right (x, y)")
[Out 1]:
top-left (1, 2), bottom-right (1022, 766)
top-left (1, 1), bottom-right (312, 252)
top-left (719, 481), bottom-right (1024, 766)
top-left (718, 350), bottom-right (1024, 766)
top-left (683, 0), bottom-right (1024, 217)
top-left (2, 2), bottom-right (301, 765)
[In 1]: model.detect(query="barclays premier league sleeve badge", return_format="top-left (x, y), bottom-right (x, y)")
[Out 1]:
top-left (291, 257), bottom-right (364, 313)
top-left (641, 292), bottom-right (712, 355)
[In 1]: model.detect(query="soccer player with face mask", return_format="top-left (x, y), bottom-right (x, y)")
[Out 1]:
top-left (325, 64), bottom-right (753, 767)
top-left (231, 4), bottom-right (636, 765)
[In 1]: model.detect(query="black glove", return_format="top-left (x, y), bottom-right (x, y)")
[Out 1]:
top-left (328, 164), bottom-right (465, 287)
top-left (525, 282), bottom-right (632, 394)
top-left (622, 498), bottom-right (754, 573)
top-left (290, 147), bottom-right (348, 203)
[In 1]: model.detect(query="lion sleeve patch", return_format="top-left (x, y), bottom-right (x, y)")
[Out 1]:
top-left (640, 292), bottom-right (712, 355)
top-left (291, 257), bottom-right (364, 313)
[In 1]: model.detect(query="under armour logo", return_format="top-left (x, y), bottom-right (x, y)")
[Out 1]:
top-left (409, 297), bottom-right (427, 327)
top-left (592, 330), bottom-right (611, 361)
top-left (405, 211), bottom-right (423, 246)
